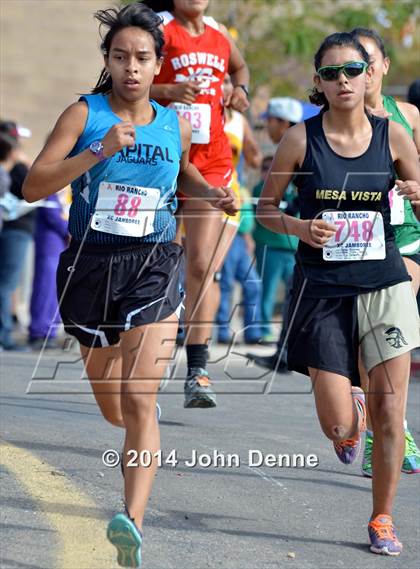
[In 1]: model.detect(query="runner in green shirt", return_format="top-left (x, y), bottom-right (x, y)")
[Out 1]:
top-left (352, 28), bottom-right (420, 476)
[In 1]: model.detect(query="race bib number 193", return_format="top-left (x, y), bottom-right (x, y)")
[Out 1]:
top-left (170, 103), bottom-right (211, 144)
top-left (322, 210), bottom-right (385, 261)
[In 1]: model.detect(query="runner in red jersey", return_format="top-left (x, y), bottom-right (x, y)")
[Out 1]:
top-left (144, 0), bottom-right (250, 408)
top-left (154, 10), bottom-right (233, 182)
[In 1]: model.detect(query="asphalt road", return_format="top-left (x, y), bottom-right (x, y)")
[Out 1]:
top-left (1, 343), bottom-right (419, 569)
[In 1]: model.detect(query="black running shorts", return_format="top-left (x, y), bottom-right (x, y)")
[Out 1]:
top-left (56, 240), bottom-right (184, 348)
top-left (287, 281), bottom-right (419, 386)
top-left (287, 294), bottom-right (361, 385)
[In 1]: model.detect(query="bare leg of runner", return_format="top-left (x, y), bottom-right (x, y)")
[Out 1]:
top-left (308, 369), bottom-right (361, 442)
top-left (184, 202), bottom-right (236, 343)
top-left (361, 256), bottom-right (420, 477)
top-left (182, 198), bottom-right (236, 407)
top-left (81, 344), bottom-right (124, 428)
top-left (120, 313), bottom-right (178, 530)
top-left (368, 353), bottom-right (410, 516)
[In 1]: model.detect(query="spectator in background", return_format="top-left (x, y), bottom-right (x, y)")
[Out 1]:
top-left (216, 75), bottom-right (263, 344)
top-left (266, 97), bottom-right (303, 145)
top-left (0, 121), bottom-right (33, 351)
top-left (216, 187), bottom-right (262, 344)
top-left (223, 75), bottom-right (263, 174)
top-left (28, 188), bottom-right (69, 350)
top-left (253, 98), bottom-right (302, 345)
top-left (249, 99), bottom-right (319, 368)
top-left (0, 133), bottom-right (17, 233)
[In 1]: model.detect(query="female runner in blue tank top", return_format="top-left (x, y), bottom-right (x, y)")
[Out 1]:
top-left (23, 4), bottom-right (237, 567)
top-left (257, 33), bottom-right (419, 556)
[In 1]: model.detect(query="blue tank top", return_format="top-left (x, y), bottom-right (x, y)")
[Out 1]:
top-left (68, 94), bottom-right (182, 245)
top-left (293, 112), bottom-right (409, 297)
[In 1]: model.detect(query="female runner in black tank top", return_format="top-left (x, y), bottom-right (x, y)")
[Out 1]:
top-left (257, 33), bottom-right (420, 556)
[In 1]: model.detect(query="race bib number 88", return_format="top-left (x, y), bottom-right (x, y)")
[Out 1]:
top-left (91, 182), bottom-right (160, 238)
top-left (322, 210), bottom-right (385, 261)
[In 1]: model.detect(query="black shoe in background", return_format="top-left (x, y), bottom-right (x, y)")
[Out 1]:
top-left (246, 351), bottom-right (291, 374)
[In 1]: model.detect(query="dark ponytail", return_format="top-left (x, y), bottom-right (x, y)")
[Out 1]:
top-left (351, 28), bottom-right (387, 59)
top-left (309, 32), bottom-right (370, 108)
top-left (92, 3), bottom-right (164, 95)
top-left (309, 88), bottom-right (328, 107)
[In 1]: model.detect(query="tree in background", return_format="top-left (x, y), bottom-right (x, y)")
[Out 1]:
top-left (214, 0), bottom-right (419, 101)
top-left (125, 1), bottom-right (418, 104)
top-left (220, 0), bottom-right (420, 98)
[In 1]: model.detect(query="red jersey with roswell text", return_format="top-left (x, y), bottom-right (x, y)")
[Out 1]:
top-left (155, 11), bottom-right (231, 171)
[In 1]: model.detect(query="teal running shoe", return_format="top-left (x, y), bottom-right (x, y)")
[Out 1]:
top-left (362, 432), bottom-right (373, 478)
top-left (401, 429), bottom-right (420, 474)
top-left (107, 512), bottom-right (142, 568)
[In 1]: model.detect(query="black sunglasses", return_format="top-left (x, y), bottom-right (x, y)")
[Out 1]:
top-left (317, 61), bottom-right (368, 81)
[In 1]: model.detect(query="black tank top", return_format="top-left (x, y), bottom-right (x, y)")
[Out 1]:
top-left (293, 112), bottom-right (409, 297)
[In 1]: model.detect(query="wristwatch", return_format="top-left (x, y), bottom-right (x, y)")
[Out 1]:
top-left (89, 140), bottom-right (106, 161)
top-left (236, 84), bottom-right (249, 98)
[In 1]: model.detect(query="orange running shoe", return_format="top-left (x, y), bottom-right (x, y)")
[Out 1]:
top-left (368, 514), bottom-right (402, 556)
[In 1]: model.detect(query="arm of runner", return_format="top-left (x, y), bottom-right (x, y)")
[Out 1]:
top-left (397, 101), bottom-right (420, 154)
top-left (23, 102), bottom-right (135, 202)
top-left (176, 116), bottom-right (238, 216)
top-left (242, 117), bottom-right (263, 169)
top-left (220, 24), bottom-right (250, 113)
top-left (256, 123), bottom-right (336, 248)
top-left (390, 120), bottom-right (420, 217)
top-left (150, 82), bottom-right (202, 105)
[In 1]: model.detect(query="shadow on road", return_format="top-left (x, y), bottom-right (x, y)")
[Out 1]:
top-left (0, 496), bottom-right (113, 521)
top-left (0, 559), bottom-right (48, 569)
top-left (0, 397), bottom-right (185, 427)
top-left (222, 528), bottom-right (368, 553)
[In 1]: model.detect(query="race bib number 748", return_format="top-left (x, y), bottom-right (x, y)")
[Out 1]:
top-left (322, 210), bottom-right (385, 261)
